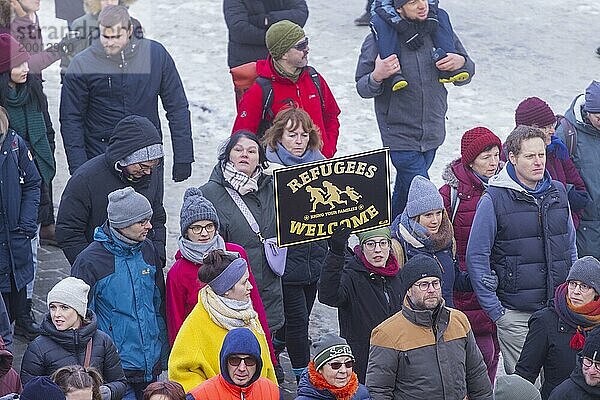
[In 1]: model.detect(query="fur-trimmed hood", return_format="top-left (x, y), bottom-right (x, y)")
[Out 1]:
top-left (84, 0), bottom-right (137, 15)
top-left (441, 158), bottom-right (462, 189)
top-left (441, 158), bottom-right (505, 190)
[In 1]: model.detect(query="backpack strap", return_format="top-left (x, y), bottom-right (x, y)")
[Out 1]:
top-left (9, 134), bottom-right (26, 184)
top-left (557, 114), bottom-right (578, 157)
top-left (306, 66), bottom-right (325, 113)
top-left (257, 76), bottom-right (274, 123)
top-left (83, 337), bottom-right (93, 369)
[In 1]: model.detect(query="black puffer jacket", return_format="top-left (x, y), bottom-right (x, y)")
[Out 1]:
top-left (549, 357), bottom-right (600, 400)
top-left (223, 0), bottom-right (308, 68)
top-left (20, 310), bottom-right (127, 399)
top-left (283, 241), bottom-right (327, 285)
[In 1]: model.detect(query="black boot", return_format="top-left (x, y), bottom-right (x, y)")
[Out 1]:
top-left (273, 339), bottom-right (286, 384)
top-left (14, 299), bottom-right (41, 340)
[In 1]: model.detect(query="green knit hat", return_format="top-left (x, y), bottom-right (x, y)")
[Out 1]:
top-left (266, 20), bottom-right (305, 60)
top-left (356, 227), bottom-right (391, 246)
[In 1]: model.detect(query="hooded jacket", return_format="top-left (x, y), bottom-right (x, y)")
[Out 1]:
top-left (186, 328), bottom-right (279, 400)
top-left (232, 57), bottom-right (341, 158)
top-left (466, 166), bottom-right (577, 322)
top-left (0, 336), bottom-right (20, 397)
top-left (556, 94), bottom-right (600, 259)
top-left (60, 34), bottom-right (193, 173)
top-left (56, 116), bottom-right (166, 265)
top-left (20, 310), bottom-right (126, 399)
top-left (71, 223), bottom-right (168, 383)
top-left (548, 357), bottom-right (600, 400)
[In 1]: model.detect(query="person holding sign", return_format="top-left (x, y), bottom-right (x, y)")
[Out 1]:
top-left (262, 107), bottom-right (328, 383)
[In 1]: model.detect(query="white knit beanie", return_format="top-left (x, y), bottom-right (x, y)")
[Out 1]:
top-left (47, 277), bottom-right (90, 318)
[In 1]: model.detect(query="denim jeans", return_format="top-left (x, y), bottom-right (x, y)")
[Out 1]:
top-left (390, 149), bottom-right (437, 219)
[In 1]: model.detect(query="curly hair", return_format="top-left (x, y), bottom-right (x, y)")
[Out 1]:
top-left (504, 125), bottom-right (546, 157)
top-left (261, 106), bottom-right (322, 152)
top-left (51, 365), bottom-right (103, 400)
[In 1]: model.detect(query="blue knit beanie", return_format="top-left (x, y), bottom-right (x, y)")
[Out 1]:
top-left (584, 81), bottom-right (600, 113)
top-left (405, 175), bottom-right (444, 218)
top-left (179, 187), bottom-right (219, 235)
top-left (21, 376), bottom-right (66, 400)
top-left (220, 328), bottom-right (262, 386)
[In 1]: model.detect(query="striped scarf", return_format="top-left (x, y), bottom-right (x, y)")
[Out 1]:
top-left (222, 161), bottom-right (262, 195)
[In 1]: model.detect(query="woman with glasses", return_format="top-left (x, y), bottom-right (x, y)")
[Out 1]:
top-left (165, 187), bottom-right (271, 352)
top-left (261, 106), bottom-right (328, 383)
top-left (515, 256), bottom-right (600, 399)
top-left (296, 334), bottom-right (371, 399)
top-left (318, 226), bottom-right (402, 383)
top-left (168, 249), bottom-right (276, 392)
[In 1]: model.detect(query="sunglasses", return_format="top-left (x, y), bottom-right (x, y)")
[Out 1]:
top-left (228, 356), bottom-right (257, 367)
top-left (328, 360), bottom-right (354, 370)
top-left (293, 37), bottom-right (309, 52)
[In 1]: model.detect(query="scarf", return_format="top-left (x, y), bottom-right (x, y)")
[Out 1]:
top-left (6, 86), bottom-right (55, 184)
top-left (506, 162), bottom-right (552, 197)
top-left (307, 361), bottom-right (359, 400)
top-left (547, 135), bottom-right (569, 161)
top-left (273, 59), bottom-right (302, 82)
top-left (398, 211), bottom-right (454, 253)
top-left (109, 226), bottom-right (138, 246)
top-left (222, 161), bottom-right (262, 195)
top-left (554, 282), bottom-right (600, 350)
top-left (177, 234), bottom-right (226, 265)
top-left (353, 245), bottom-right (399, 277)
top-left (266, 145), bottom-right (324, 166)
top-left (200, 285), bottom-right (262, 333)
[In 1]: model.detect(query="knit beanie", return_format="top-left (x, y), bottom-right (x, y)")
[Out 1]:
top-left (401, 254), bottom-right (442, 293)
top-left (567, 256), bottom-right (600, 295)
top-left (584, 81), bottom-right (600, 113)
top-left (21, 376), bottom-right (66, 400)
top-left (460, 126), bottom-right (503, 166)
top-left (514, 97), bottom-right (556, 128)
top-left (312, 334), bottom-right (354, 371)
top-left (356, 226), bottom-right (391, 245)
top-left (266, 20), bottom-right (305, 60)
top-left (179, 187), bottom-right (219, 235)
top-left (107, 187), bottom-right (153, 228)
top-left (405, 175), bottom-right (444, 218)
top-left (47, 277), bottom-right (90, 318)
top-left (0, 34), bottom-right (30, 74)
top-left (582, 327), bottom-right (600, 361)
top-left (119, 143), bottom-right (164, 166)
top-left (220, 328), bottom-right (263, 386)
top-left (494, 374), bottom-right (541, 400)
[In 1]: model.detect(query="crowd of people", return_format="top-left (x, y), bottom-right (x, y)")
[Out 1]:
top-left (0, 0), bottom-right (596, 399)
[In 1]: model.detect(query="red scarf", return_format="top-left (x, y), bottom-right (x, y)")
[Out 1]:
top-left (354, 245), bottom-right (400, 277)
top-left (307, 361), bottom-right (359, 400)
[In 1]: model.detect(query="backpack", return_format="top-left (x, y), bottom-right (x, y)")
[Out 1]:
top-left (556, 114), bottom-right (578, 157)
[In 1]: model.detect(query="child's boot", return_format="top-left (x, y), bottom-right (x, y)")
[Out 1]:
top-left (391, 72), bottom-right (408, 91)
top-left (432, 47), bottom-right (470, 84)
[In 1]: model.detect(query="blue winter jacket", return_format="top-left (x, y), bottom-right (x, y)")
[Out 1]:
top-left (296, 370), bottom-right (372, 399)
top-left (70, 223), bottom-right (168, 383)
top-left (60, 36), bottom-right (193, 173)
top-left (0, 130), bottom-right (41, 292)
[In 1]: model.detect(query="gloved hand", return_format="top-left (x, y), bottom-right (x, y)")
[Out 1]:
top-left (328, 226), bottom-right (352, 256)
top-left (567, 186), bottom-right (591, 212)
top-left (99, 385), bottom-right (111, 400)
top-left (172, 162), bottom-right (192, 182)
top-left (394, 20), bottom-right (424, 50)
top-left (481, 270), bottom-right (499, 291)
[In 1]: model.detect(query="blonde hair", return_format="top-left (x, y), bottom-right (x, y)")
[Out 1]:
top-left (0, 106), bottom-right (8, 135)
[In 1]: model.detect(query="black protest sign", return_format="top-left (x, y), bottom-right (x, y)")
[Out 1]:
top-left (273, 149), bottom-right (391, 246)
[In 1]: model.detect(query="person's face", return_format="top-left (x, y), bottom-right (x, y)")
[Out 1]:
top-left (538, 124), bottom-right (555, 145)
top-left (417, 209), bottom-right (443, 234)
top-left (117, 218), bottom-right (152, 242)
top-left (148, 396), bottom-right (170, 400)
top-left (227, 354), bottom-right (257, 386)
top-left (508, 137), bottom-right (546, 189)
top-left (186, 220), bottom-right (216, 244)
top-left (397, 0), bottom-right (429, 21)
top-left (280, 120), bottom-right (310, 156)
top-left (280, 37), bottom-right (309, 70)
top-left (49, 302), bottom-right (82, 331)
top-left (588, 112), bottom-right (600, 131)
top-left (10, 61), bottom-right (29, 85)
top-left (319, 356), bottom-right (353, 388)
top-left (229, 137), bottom-right (260, 177)
top-left (123, 159), bottom-right (161, 179)
top-left (100, 23), bottom-right (132, 56)
top-left (18, 0), bottom-right (40, 13)
top-left (567, 280), bottom-right (597, 307)
top-left (66, 388), bottom-right (93, 400)
top-left (408, 277), bottom-right (442, 310)
top-left (361, 236), bottom-right (391, 268)
top-left (469, 146), bottom-right (500, 178)
top-left (224, 268), bottom-right (252, 302)
top-left (582, 357), bottom-right (600, 387)
top-left (100, 0), bottom-right (119, 10)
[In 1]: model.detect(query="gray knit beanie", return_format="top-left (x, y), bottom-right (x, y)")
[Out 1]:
top-left (119, 143), bottom-right (164, 166)
top-left (180, 187), bottom-right (219, 235)
top-left (567, 256), bottom-right (600, 294)
top-left (312, 334), bottom-right (354, 371)
top-left (47, 277), bottom-right (90, 318)
top-left (494, 374), bottom-right (541, 400)
top-left (107, 187), bottom-right (153, 228)
top-left (405, 175), bottom-right (444, 218)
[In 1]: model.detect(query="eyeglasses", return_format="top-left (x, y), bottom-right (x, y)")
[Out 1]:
top-left (328, 360), bottom-right (354, 370)
top-left (137, 159), bottom-right (161, 172)
top-left (292, 37), bottom-right (309, 52)
top-left (363, 239), bottom-right (390, 251)
top-left (568, 281), bottom-right (592, 294)
top-left (414, 279), bottom-right (441, 292)
top-left (581, 356), bottom-right (600, 372)
top-left (189, 223), bottom-right (216, 235)
top-left (228, 356), bottom-right (257, 367)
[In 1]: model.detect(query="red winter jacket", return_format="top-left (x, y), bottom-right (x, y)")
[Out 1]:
top-left (439, 160), bottom-right (495, 337)
top-left (165, 243), bottom-right (276, 365)
top-left (232, 57), bottom-right (341, 158)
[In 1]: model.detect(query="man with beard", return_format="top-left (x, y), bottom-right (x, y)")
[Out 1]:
top-left (365, 254), bottom-right (492, 400)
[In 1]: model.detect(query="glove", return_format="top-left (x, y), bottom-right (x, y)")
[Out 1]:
top-left (481, 270), bottom-right (498, 291)
top-left (394, 20), bottom-right (424, 50)
top-left (328, 226), bottom-right (352, 256)
top-left (567, 186), bottom-right (591, 212)
top-left (99, 385), bottom-right (111, 400)
top-left (172, 162), bottom-right (192, 182)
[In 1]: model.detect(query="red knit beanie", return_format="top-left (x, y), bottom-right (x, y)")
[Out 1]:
top-left (0, 34), bottom-right (30, 74)
top-left (460, 127), bottom-right (502, 166)
top-left (515, 97), bottom-right (556, 128)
